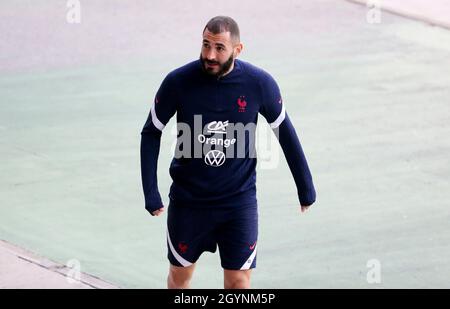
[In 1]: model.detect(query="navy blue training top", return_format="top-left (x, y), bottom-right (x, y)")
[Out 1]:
top-left (140, 59), bottom-right (316, 213)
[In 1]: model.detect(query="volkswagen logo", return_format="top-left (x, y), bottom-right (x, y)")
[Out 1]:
top-left (204, 150), bottom-right (226, 167)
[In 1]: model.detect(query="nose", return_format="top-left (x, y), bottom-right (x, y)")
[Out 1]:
top-left (205, 48), bottom-right (217, 62)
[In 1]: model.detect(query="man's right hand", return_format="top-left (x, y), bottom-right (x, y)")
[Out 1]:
top-left (151, 207), bottom-right (165, 216)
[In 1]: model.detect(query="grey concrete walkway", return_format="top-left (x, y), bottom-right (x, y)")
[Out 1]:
top-left (348, 0), bottom-right (450, 29)
top-left (0, 240), bottom-right (118, 289)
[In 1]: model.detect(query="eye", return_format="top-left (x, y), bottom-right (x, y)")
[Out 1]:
top-left (217, 46), bottom-right (224, 52)
top-left (203, 43), bottom-right (210, 48)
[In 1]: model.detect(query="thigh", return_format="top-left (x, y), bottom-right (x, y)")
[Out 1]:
top-left (224, 268), bottom-right (252, 289)
top-left (169, 263), bottom-right (196, 280)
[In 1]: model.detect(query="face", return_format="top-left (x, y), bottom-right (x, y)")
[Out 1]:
top-left (200, 29), bottom-right (242, 77)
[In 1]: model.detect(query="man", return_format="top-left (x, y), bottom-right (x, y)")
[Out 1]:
top-left (140, 16), bottom-right (316, 289)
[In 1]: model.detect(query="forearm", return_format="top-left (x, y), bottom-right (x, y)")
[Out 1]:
top-left (140, 126), bottom-right (164, 214)
top-left (275, 113), bottom-right (316, 206)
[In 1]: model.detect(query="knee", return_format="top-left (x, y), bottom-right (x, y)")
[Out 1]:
top-left (167, 266), bottom-right (193, 289)
top-left (168, 274), bottom-right (190, 289)
top-left (224, 275), bottom-right (251, 289)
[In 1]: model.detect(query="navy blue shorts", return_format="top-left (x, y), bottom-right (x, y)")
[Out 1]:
top-left (166, 201), bottom-right (258, 270)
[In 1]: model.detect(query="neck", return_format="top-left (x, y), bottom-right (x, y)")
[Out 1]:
top-left (218, 59), bottom-right (235, 79)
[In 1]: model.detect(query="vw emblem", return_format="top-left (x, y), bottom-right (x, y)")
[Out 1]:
top-left (205, 150), bottom-right (226, 167)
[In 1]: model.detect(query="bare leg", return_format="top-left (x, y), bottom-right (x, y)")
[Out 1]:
top-left (224, 269), bottom-right (252, 289)
top-left (167, 263), bottom-right (196, 289)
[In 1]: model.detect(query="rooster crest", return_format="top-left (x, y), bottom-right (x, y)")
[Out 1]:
top-left (178, 242), bottom-right (188, 254)
top-left (237, 96), bottom-right (247, 112)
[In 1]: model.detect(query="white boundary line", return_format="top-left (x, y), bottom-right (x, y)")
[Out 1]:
top-left (346, 0), bottom-right (450, 31)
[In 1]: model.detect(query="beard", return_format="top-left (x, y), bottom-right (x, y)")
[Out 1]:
top-left (200, 53), bottom-right (235, 77)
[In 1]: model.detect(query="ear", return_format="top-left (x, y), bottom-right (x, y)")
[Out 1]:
top-left (234, 42), bottom-right (244, 58)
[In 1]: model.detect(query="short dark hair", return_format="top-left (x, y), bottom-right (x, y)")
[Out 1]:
top-left (203, 16), bottom-right (240, 43)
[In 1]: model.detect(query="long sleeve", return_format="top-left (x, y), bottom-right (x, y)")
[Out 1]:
top-left (141, 123), bottom-right (164, 215)
top-left (258, 71), bottom-right (316, 206)
top-left (274, 113), bottom-right (316, 206)
top-left (140, 72), bottom-right (178, 215)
